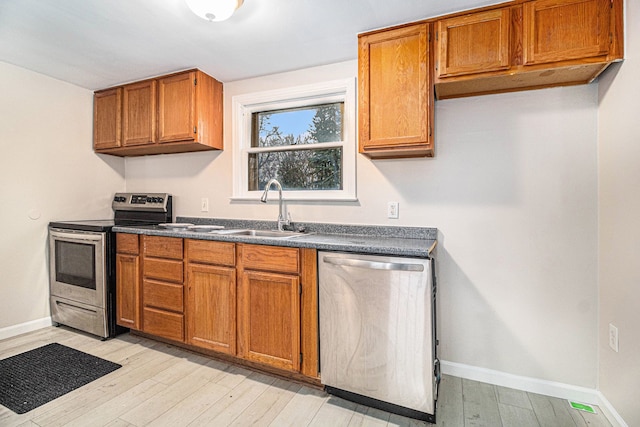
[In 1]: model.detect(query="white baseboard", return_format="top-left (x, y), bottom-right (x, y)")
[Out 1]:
top-left (440, 360), bottom-right (627, 427)
top-left (0, 317), bottom-right (52, 341)
top-left (595, 391), bottom-right (629, 427)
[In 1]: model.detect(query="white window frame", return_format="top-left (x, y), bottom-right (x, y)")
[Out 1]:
top-left (231, 78), bottom-right (357, 201)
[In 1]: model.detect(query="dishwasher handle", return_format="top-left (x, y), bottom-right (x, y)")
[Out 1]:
top-left (322, 255), bottom-right (424, 272)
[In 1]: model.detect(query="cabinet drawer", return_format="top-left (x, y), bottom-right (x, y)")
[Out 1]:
top-left (186, 239), bottom-right (235, 266)
top-left (144, 258), bottom-right (183, 283)
top-left (117, 233), bottom-right (139, 255)
top-left (143, 279), bottom-right (183, 313)
top-left (143, 307), bottom-right (184, 342)
top-left (241, 245), bottom-right (299, 274)
top-left (143, 235), bottom-right (183, 259)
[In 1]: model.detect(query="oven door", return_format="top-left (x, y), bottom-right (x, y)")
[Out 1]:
top-left (49, 228), bottom-right (106, 309)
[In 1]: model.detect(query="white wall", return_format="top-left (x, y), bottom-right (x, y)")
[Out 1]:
top-left (0, 61), bottom-right (125, 333)
top-left (598, 0), bottom-right (640, 424)
top-left (434, 87), bottom-right (598, 388)
top-left (126, 60), bottom-right (600, 388)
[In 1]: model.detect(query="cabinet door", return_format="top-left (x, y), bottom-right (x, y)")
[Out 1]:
top-left (436, 8), bottom-right (511, 78)
top-left (116, 254), bottom-right (139, 329)
top-left (123, 80), bottom-right (156, 146)
top-left (157, 71), bottom-right (196, 143)
top-left (523, 0), bottom-right (611, 65)
top-left (238, 271), bottom-right (300, 371)
top-left (358, 23), bottom-right (433, 158)
top-left (93, 88), bottom-right (122, 150)
top-left (186, 263), bottom-right (236, 354)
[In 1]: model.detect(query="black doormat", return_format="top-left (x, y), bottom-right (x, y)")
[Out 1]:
top-left (0, 342), bottom-right (121, 414)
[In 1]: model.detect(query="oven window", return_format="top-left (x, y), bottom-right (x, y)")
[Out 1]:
top-left (55, 241), bottom-right (96, 290)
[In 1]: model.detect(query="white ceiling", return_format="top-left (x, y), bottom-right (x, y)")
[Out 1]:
top-left (0, 0), bottom-right (502, 90)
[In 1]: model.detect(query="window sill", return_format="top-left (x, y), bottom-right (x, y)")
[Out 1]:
top-left (230, 195), bottom-right (358, 202)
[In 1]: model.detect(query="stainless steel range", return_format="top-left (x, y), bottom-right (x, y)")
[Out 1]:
top-left (48, 193), bottom-right (172, 339)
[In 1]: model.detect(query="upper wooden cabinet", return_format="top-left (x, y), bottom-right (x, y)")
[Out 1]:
top-left (436, 8), bottom-right (511, 78)
top-left (93, 69), bottom-right (223, 156)
top-left (93, 88), bottom-right (122, 150)
top-left (434, 0), bottom-right (623, 99)
top-left (122, 80), bottom-right (156, 147)
top-left (358, 23), bottom-right (434, 159)
top-left (158, 72), bottom-right (196, 143)
top-left (522, 0), bottom-right (612, 65)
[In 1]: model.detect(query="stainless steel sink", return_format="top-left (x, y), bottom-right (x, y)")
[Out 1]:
top-left (223, 229), bottom-right (307, 239)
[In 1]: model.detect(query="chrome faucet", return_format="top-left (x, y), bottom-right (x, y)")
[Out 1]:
top-left (260, 178), bottom-right (291, 231)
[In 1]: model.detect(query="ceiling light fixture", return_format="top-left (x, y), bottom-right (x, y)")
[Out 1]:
top-left (185, 0), bottom-right (244, 22)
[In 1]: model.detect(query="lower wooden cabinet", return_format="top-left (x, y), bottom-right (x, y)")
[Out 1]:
top-left (186, 263), bottom-right (236, 354)
top-left (142, 306), bottom-right (184, 342)
top-left (142, 235), bottom-right (185, 342)
top-left (143, 279), bottom-right (183, 312)
top-left (116, 233), bottom-right (140, 329)
top-left (185, 239), bottom-right (237, 354)
top-left (237, 244), bottom-right (302, 372)
top-left (115, 234), bottom-right (319, 380)
top-left (237, 270), bottom-right (301, 372)
top-left (115, 253), bottom-right (140, 329)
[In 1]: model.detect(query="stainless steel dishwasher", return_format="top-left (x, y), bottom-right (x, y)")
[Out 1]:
top-left (319, 251), bottom-right (438, 423)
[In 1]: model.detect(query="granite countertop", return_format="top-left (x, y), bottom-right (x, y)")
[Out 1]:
top-left (113, 217), bottom-right (437, 258)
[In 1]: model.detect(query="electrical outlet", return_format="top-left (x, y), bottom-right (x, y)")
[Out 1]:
top-left (201, 198), bottom-right (209, 212)
top-left (387, 201), bottom-right (399, 219)
top-left (609, 323), bottom-right (619, 352)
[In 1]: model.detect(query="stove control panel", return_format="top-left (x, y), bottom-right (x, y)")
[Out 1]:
top-left (112, 193), bottom-right (171, 213)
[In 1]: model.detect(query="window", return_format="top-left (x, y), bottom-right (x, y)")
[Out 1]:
top-left (232, 79), bottom-right (356, 201)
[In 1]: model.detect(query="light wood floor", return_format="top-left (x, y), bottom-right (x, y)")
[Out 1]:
top-left (0, 327), bottom-right (612, 427)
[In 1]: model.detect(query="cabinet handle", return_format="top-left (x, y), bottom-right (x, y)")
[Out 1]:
top-left (56, 300), bottom-right (97, 314)
top-left (322, 256), bottom-right (424, 272)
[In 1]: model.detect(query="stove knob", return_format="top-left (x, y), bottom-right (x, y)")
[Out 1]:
top-left (146, 197), bottom-right (152, 203)
top-left (158, 197), bottom-right (164, 203)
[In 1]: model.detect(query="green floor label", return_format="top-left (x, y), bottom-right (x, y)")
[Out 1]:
top-left (569, 401), bottom-right (596, 414)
